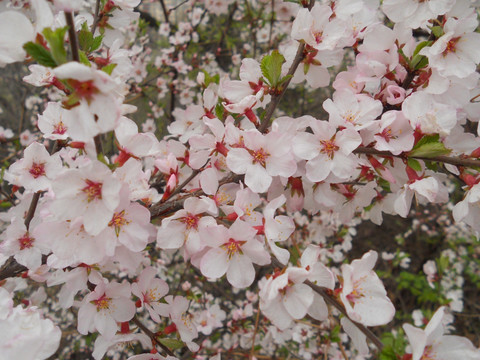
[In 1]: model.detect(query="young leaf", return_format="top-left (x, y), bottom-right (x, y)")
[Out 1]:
top-left (158, 338), bottom-right (184, 350)
top-left (101, 63), bottom-right (117, 75)
top-left (78, 22), bottom-right (94, 52)
top-left (90, 35), bottom-right (103, 52)
top-left (409, 134), bottom-right (451, 158)
top-left (260, 50), bottom-right (285, 88)
top-left (412, 40), bottom-right (433, 57)
top-left (79, 51), bottom-right (91, 66)
top-left (407, 158), bottom-right (422, 172)
top-left (43, 27), bottom-right (68, 65)
top-left (23, 42), bottom-right (57, 67)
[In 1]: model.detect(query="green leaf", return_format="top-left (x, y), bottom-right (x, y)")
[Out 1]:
top-left (278, 74), bottom-right (293, 88)
top-left (379, 345), bottom-right (397, 360)
top-left (78, 22), bottom-right (93, 52)
top-left (90, 35), bottom-right (103, 52)
top-left (431, 26), bottom-right (444, 38)
top-left (412, 40), bottom-right (433, 57)
top-left (412, 55), bottom-right (429, 70)
top-left (0, 202), bottom-right (12, 209)
top-left (23, 42), bottom-right (57, 67)
top-left (43, 27), bottom-right (68, 65)
top-left (158, 338), bottom-right (184, 350)
top-left (78, 51), bottom-right (91, 66)
top-left (407, 158), bottom-right (422, 172)
top-left (215, 103), bottom-right (224, 120)
top-left (101, 63), bottom-right (117, 75)
top-left (411, 44), bottom-right (430, 70)
top-left (260, 50), bottom-right (285, 88)
top-left (409, 134), bottom-right (451, 158)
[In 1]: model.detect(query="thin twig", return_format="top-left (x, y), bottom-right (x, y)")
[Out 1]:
top-left (65, 12), bottom-right (80, 62)
top-left (132, 316), bottom-right (176, 357)
top-left (354, 146), bottom-right (480, 169)
top-left (258, 42), bottom-right (305, 132)
top-left (91, 0), bottom-right (102, 34)
top-left (159, 0), bottom-right (170, 24)
top-left (305, 280), bottom-right (384, 350)
top-left (250, 301), bottom-right (262, 359)
top-left (258, 0), bottom-right (315, 133)
top-left (24, 192), bottom-right (41, 229)
top-left (170, 0), bottom-right (189, 12)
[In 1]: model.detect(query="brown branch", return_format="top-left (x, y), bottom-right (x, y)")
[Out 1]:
top-left (0, 257), bottom-right (27, 281)
top-left (24, 192), bottom-right (41, 229)
top-left (354, 146), bottom-right (480, 168)
top-left (149, 173), bottom-right (241, 219)
top-left (258, 42), bottom-right (305, 132)
top-left (250, 301), bottom-right (262, 359)
top-left (65, 12), bottom-right (80, 62)
top-left (158, 0), bottom-right (170, 25)
top-left (170, 0), bottom-right (190, 12)
top-left (305, 280), bottom-right (384, 350)
top-left (132, 316), bottom-right (176, 357)
top-left (258, 0), bottom-right (315, 133)
top-left (91, 0), bottom-right (101, 34)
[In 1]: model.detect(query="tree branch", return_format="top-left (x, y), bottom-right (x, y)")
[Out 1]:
top-left (257, 0), bottom-right (315, 133)
top-left (132, 316), bottom-right (176, 357)
top-left (354, 146), bottom-right (480, 168)
top-left (65, 12), bottom-right (80, 62)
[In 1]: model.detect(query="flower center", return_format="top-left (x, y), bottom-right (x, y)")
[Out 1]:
top-left (18, 233), bottom-right (34, 250)
top-left (181, 213), bottom-right (200, 230)
top-left (320, 139), bottom-right (339, 159)
top-left (109, 210), bottom-right (130, 236)
top-left (69, 79), bottom-right (100, 103)
top-left (442, 36), bottom-right (461, 57)
top-left (250, 148), bottom-right (270, 167)
top-left (93, 294), bottom-right (112, 311)
top-left (378, 127), bottom-right (396, 143)
top-left (313, 31), bottom-right (323, 44)
top-left (143, 288), bottom-right (161, 304)
top-left (29, 162), bottom-right (46, 178)
top-left (82, 179), bottom-right (103, 202)
top-left (53, 121), bottom-right (67, 135)
top-left (421, 345), bottom-right (436, 360)
top-left (222, 238), bottom-right (246, 259)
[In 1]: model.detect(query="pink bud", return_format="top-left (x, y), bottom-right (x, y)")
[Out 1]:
top-left (385, 85), bottom-right (406, 105)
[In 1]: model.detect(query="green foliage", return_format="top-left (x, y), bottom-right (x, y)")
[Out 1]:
top-left (380, 330), bottom-right (407, 360)
top-left (23, 42), bottom-right (57, 67)
top-left (407, 158), bottom-right (422, 172)
top-left (158, 338), bottom-right (184, 350)
top-left (43, 26), bottom-right (68, 65)
top-left (78, 51), bottom-right (91, 66)
top-left (261, 50), bottom-right (287, 88)
top-left (78, 22), bottom-right (103, 53)
top-left (409, 134), bottom-right (451, 158)
top-left (101, 63), bottom-right (117, 75)
top-left (410, 40), bottom-right (432, 70)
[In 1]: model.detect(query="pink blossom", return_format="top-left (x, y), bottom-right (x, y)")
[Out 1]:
top-left (293, 120), bottom-right (362, 182)
top-left (340, 250), bottom-right (395, 326)
top-left (78, 281), bottom-right (136, 338)
top-left (403, 307), bottom-right (480, 360)
top-left (200, 220), bottom-right (270, 288)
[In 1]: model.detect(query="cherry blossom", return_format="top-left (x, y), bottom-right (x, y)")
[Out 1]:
top-left (199, 219), bottom-right (270, 288)
top-left (403, 306), bottom-right (480, 360)
top-left (78, 281), bottom-right (136, 338)
top-left (340, 250), bottom-right (395, 326)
